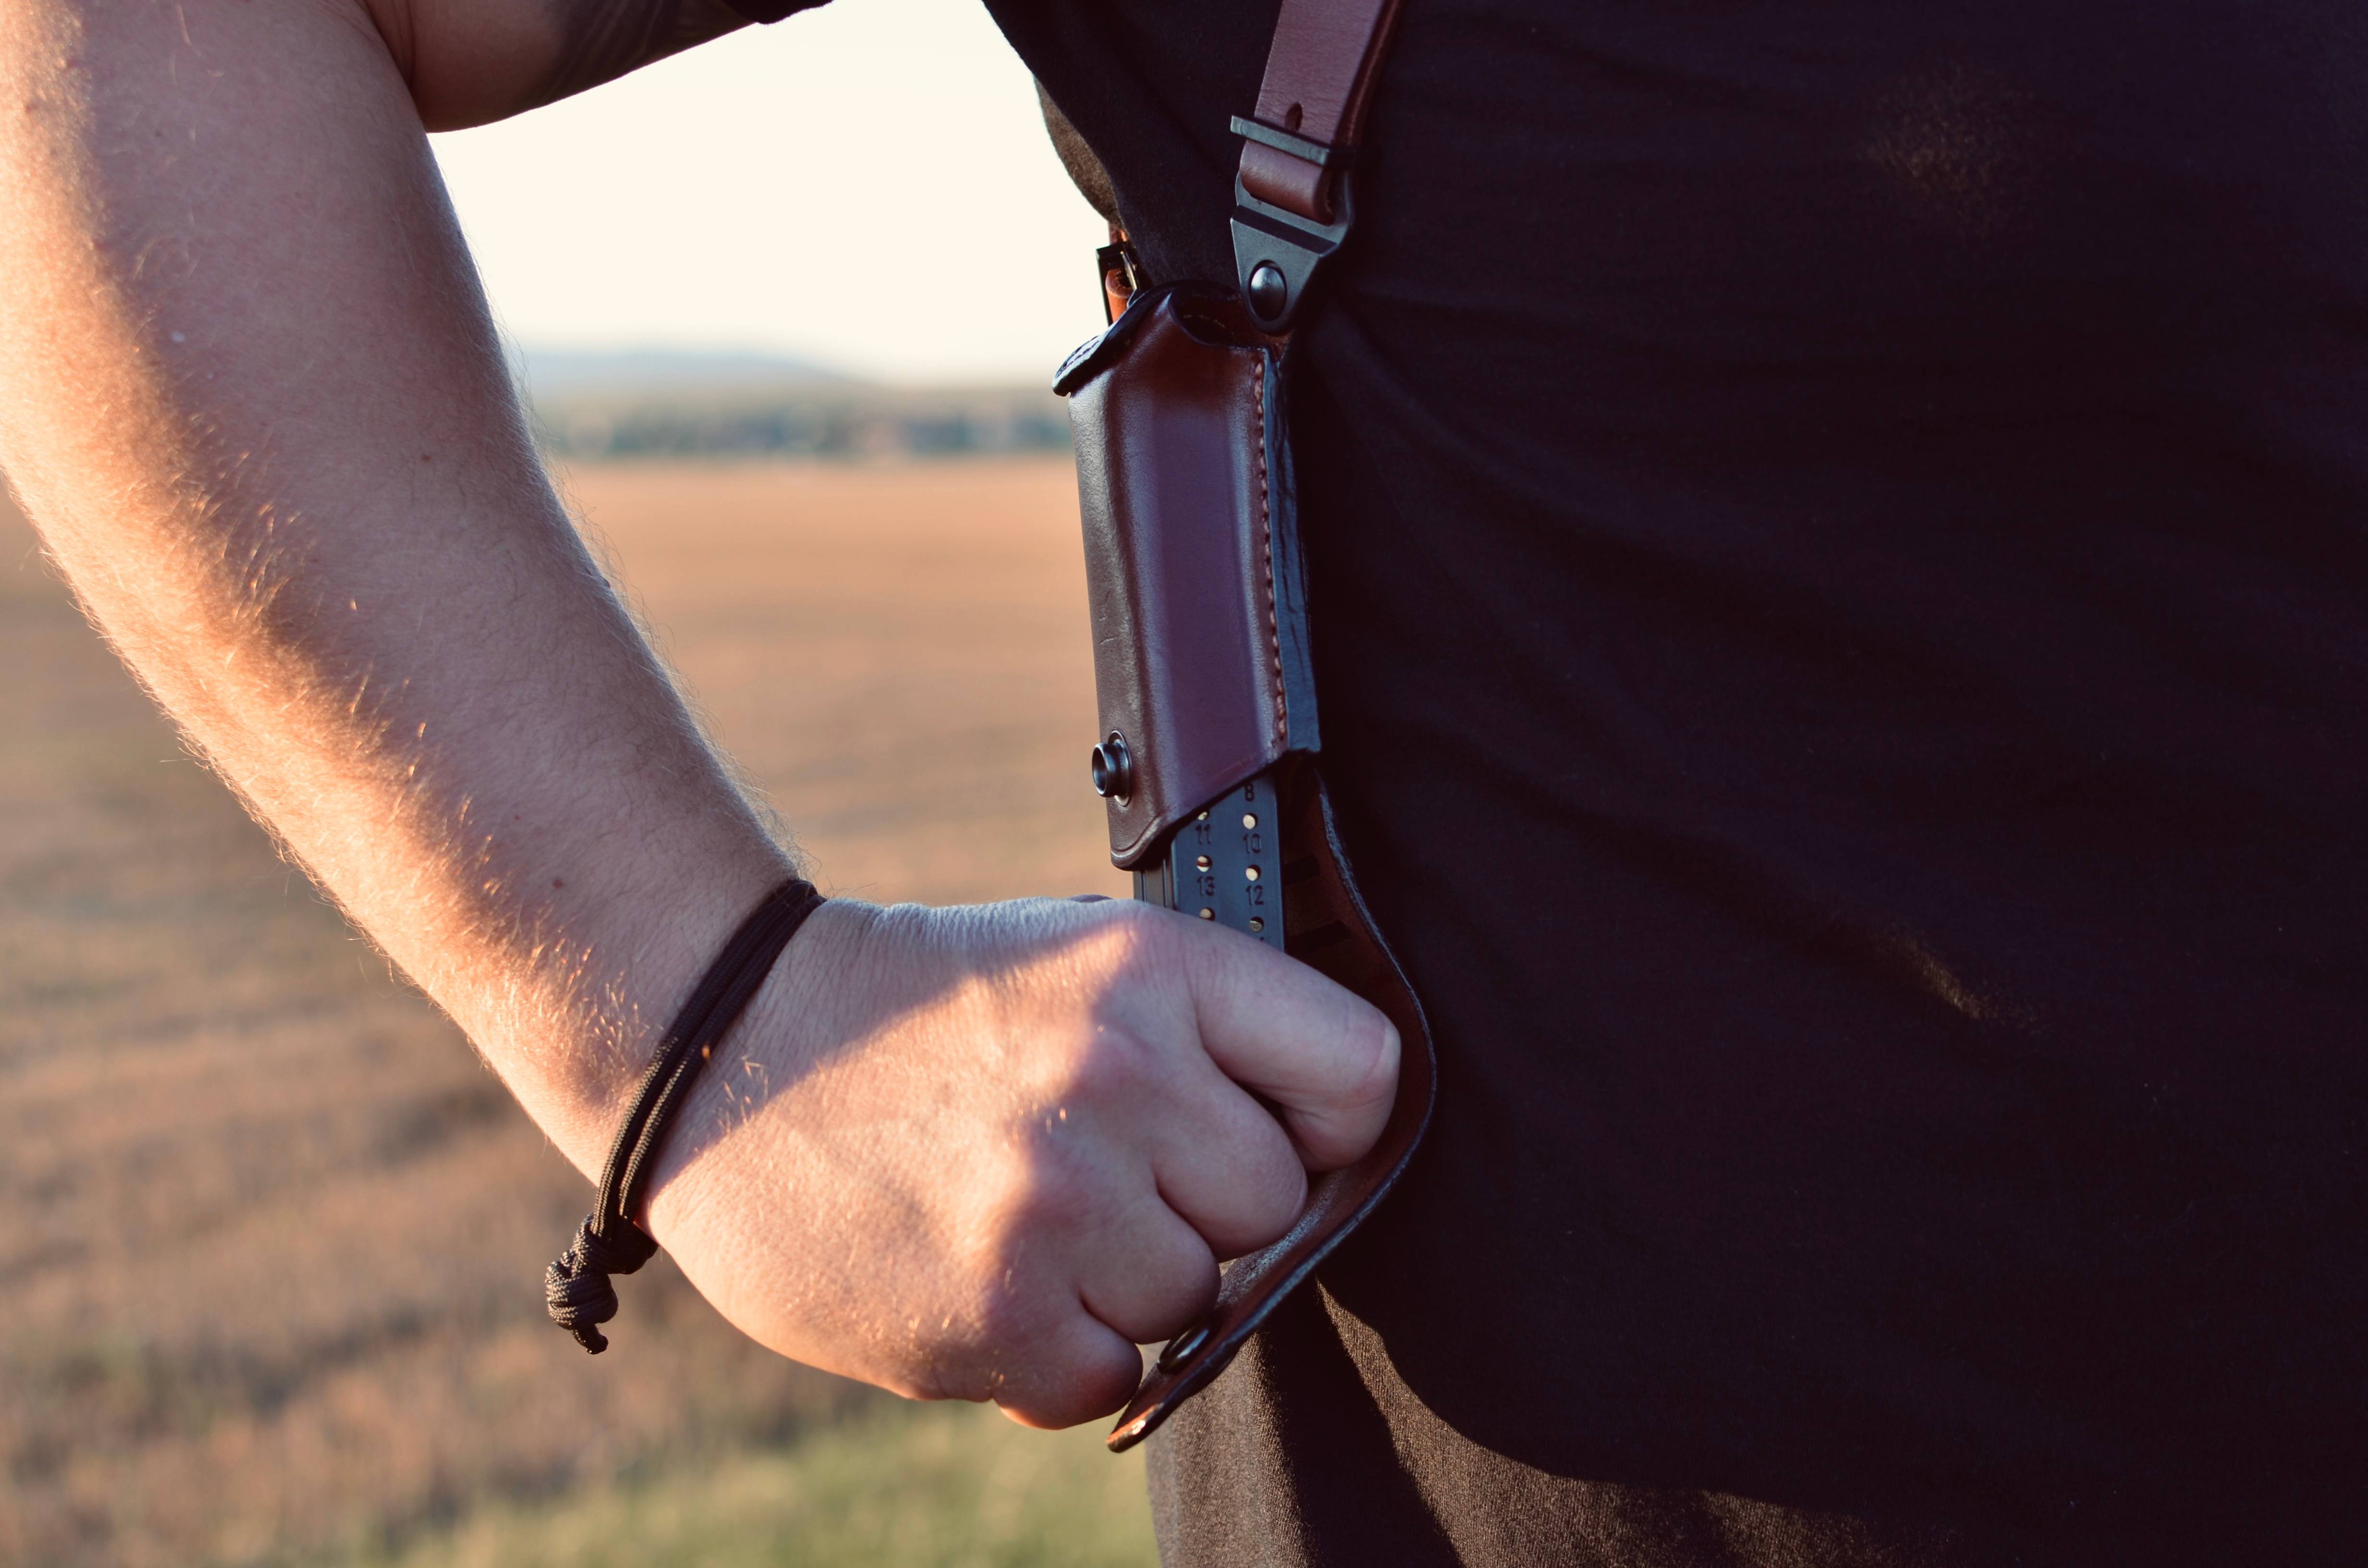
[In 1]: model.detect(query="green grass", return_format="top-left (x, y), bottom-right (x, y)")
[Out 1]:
top-left (341, 1400), bottom-right (1159, 1568)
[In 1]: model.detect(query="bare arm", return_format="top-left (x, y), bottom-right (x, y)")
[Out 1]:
top-left (0, 0), bottom-right (1393, 1426)
top-left (0, 0), bottom-right (741, 1156)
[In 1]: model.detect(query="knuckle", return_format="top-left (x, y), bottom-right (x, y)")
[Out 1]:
top-left (1108, 895), bottom-right (1194, 966)
top-left (1073, 1334), bottom-right (1149, 1409)
top-left (983, 1144), bottom-right (1090, 1255)
top-left (1212, 1147), bottom-right (1306, 1254)
top-left (1015, 1359), bottom-right (1136, 1430)
top-left (1337, 1011), bottom-right (1401, 1116)
top-left (966, 1278), bottom-right (1040, 1354)
top-left (1161, 1248), bottom-right (1222, 1321)
top-left (958, 1258), bottom-right (1067, 1374)
top-left (1143, 1212), bottom-right (1219, 1291)
top-left (1005, 1158), bottom-right (1091, 1241)
top-left (1065, 1021), bottom-right (1163, 1103)
top-left (1251, 1149), bottom-right (1309, 1238)
top-left (968, 1302), bottom-right (1138, 1429)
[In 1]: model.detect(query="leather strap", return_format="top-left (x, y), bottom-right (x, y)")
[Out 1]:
top-left (1059, 287), bottom-right (1439, 1453)
top-left (1238, 0), bottom-right (1407, 224)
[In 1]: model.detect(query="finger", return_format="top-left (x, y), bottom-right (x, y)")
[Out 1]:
top-left (1076, 1191), bottom-right (1220, 1345)
top-left (1145, 1070), bottom-right (1308, 1257)
top-left (1182, 920), bottom-right (1401, 1171)
top-left (990, 1312), bottom-right (1145, 1430)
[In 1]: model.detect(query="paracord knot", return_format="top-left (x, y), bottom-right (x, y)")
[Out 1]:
top-left (545, 1216), bottom-right (660, 1353)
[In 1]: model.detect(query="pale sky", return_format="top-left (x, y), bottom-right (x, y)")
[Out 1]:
top-left (428, 0), bottom-right (1110, 384)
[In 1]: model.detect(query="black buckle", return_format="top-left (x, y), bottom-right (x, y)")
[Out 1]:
top-left (1230, 172), bottom-right (1354, 334)
top-left (1228, 114), bottom-right (1354, 171)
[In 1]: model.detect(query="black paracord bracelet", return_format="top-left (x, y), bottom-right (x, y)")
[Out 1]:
top-left (545, 877), bottom-right (826, 1353)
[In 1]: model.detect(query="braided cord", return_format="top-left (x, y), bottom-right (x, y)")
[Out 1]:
top-left (546, 878), bottom-right (826, 1352)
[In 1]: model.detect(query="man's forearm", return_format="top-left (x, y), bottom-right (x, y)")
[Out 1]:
top-left (0, 0), bottom-right (786, 1169)
top-left (1, 0), bottom-right (1402, 1426)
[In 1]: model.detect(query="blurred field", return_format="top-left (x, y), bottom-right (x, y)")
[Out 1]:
top-left (0, 459), bottom-right (1145, 1567)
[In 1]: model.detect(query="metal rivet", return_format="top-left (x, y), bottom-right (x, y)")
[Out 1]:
top-left (1246, 262), bottom-right (1288, 323)
top-left (1090, 733), bottom-right (1134, 800)
top-left (1248, 918), bottom-right (1264, 932)
top-left (1197, 908), bottom-right (1215, 919)
top-left (1195, 855), bottom-right (1212, 871)
top-left (1244, 866), bottom-right (1260, 882)
top-left (1241, 813), bottom-right (1258, 830)
top-left (1158, 1322), bottom-right (1212, 1373)
top-left (1197, 811), bottom-right (1209, 821)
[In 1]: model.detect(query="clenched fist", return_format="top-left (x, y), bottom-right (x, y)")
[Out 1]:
top-left (637, 894), bottom-right (1399, 1428)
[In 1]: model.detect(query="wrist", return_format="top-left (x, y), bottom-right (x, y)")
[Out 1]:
top-left (635, 895), bottom-right (885, 1242)
top-left (474, 844), bottom-right (805, 1180)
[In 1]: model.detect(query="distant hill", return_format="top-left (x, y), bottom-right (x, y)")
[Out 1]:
top-left (512, 344), bottom-right (855, 397)
top-left (508, 343), bottom-right (1068, 462)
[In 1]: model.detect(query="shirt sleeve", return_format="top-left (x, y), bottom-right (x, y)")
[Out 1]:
top-left (717, 0), bottom-right (830, 21)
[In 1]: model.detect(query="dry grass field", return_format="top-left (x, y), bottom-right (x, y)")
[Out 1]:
top-left (0, 458), bottom-right (1147, 1567)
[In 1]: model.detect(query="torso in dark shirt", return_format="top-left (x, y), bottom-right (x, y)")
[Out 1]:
top-left (980, 2), bottom-right (2368, 1561)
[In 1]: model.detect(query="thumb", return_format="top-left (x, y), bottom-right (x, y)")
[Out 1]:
top-left (1181, 921), bottom-right (1400, 1171)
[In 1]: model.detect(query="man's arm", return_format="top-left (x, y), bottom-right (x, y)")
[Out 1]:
top-left (0, 0), bottom-right (1395, 1427)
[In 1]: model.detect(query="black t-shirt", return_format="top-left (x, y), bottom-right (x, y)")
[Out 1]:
top-left (838, 1), bottom-right (2368, 1560)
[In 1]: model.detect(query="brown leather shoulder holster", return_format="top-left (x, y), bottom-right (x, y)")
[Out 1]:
top-left (1051, 0), bottom-right (1430, 1454)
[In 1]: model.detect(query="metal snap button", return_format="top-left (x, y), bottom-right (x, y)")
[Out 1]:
top-left (1090, 733), bottom-right (1134, 801)
top-left (1246, 262), bottom-right (1288, 322)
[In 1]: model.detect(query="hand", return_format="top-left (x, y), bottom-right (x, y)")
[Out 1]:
top-left (639, 894), bottom-right (1399, 1429)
